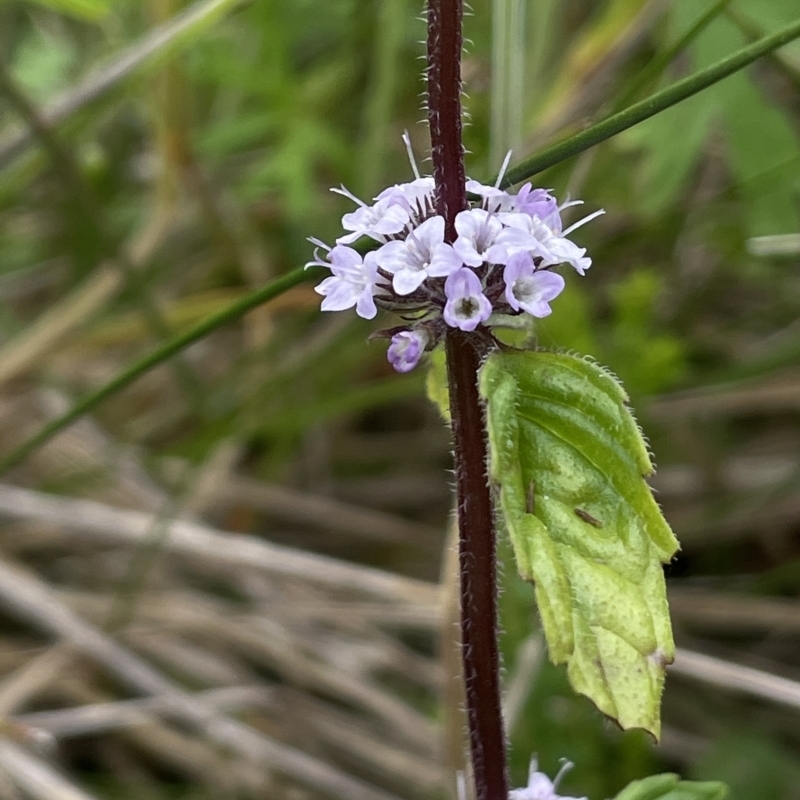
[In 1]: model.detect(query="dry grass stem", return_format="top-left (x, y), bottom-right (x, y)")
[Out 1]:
top-left (0, 484), bottom-right (440, 603)
top-left (0, 557), bottom-right (409, 800)
top-left (0, 739), bottom-right (99, 800)
top-left (672, 648), bottom-right (800, 712)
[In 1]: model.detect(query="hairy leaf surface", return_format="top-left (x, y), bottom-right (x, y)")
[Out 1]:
top-left (479, 350), bottom-right (679, 737)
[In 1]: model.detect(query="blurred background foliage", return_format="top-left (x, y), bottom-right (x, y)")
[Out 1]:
top-left (0, 0), bottom-right (799, 798)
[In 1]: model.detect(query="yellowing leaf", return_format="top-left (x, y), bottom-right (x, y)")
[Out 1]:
top-left (425, 347), bottom-right (450, 422)
top-left (614, 773), bottom-right (728, 800)
top-left (479, 349), bottom-right (679, 737)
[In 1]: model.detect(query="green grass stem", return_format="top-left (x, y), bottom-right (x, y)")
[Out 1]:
top-left (0, 267), bottom-right (316, 475)
top-left (501, 14), bottom-right (800, 186)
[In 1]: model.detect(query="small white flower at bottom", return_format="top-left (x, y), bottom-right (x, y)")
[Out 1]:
top-left (509, 758), bottom-right (588, 800)
top-left (443, 268), bottom-right (493, 331)
top-left (387, 329), bottom-right (428, 373)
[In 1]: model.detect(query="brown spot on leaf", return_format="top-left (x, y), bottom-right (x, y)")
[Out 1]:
top-left (574, 508), bottom-right (603, 528)
top-left (526, 480), bottom-right (536, 515)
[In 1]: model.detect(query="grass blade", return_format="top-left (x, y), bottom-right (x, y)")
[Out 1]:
top-left (0, 267), bottom-right (316, 475)
top-left (612, 0), bottom-right (734, 112)
top-left (501, 15), bottom-right (800, 186)
top-left (0, 0), bottom-right (249, 171)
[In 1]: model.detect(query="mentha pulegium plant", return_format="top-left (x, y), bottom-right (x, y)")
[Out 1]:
top-left (307, 1), bottom-right (682, 799)
top-left (305, 138), bottom-right (603, 372)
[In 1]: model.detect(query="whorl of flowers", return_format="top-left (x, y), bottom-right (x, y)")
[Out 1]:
top-left (306, 136), bottom-right (603, 373)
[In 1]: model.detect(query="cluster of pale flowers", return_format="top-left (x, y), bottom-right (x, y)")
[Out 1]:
top-left (306, 142), bottom-right (603, 373)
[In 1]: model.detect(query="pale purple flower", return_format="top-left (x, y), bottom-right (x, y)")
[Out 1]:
top-left (465, 152), bottom-right (515, 211)
top-left (307, 141), bottom-right (602, 341)
top-left (387, 329), bottom-right (428, 373)
top-left (376, 177), bottom-right (435, 213)
top-left (509, 759), bottom-right (587, 800)
top-left (375, 176), bottom-right (435, 226)
top-left (309, 245), bottom-right (380, 319)
top-left (454, 208), bottom-right (508, 266)
top-left (493, 218), bottom-right (552, 262)
top-left (465, 179), bottom-right (514, 212)
top-left (332, 187), bottom-right (411, 245)
top-left (514, 184), bottom-right (561, 230)
top-left (443, 268), bottom-right (493, 331)
top-left (540, 235), bottom-right (592, 275)
top-left (504, 252), bottom-right (565, 317)
top-left (376, 215), bottom-right (463, 295)
top-left (499, 213), bottom-right (592, 275)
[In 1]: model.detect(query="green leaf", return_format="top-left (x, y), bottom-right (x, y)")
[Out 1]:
top-left (627, 93), bottom-right (716, 217)
top-left (614, 774), bottom-right (728, 800)
top-left (424, 347), bottom-right (450, 422)
top-left (22, 0), bottom-right (111, 21)
top-left (479, 350), bottom-right (679, 737)
top-left (12, 29), bottom-right (77, 101)
top-left (687, 13), bottom-right (800, 236)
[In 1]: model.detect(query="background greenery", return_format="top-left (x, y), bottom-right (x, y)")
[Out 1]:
top-left (0, 0), bottom-right (799, 798)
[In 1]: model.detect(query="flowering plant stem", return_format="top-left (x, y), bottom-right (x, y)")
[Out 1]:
top-left (427, 1), bottom-right (509, 798)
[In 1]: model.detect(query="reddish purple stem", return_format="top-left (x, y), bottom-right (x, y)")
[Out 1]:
top-left (426, 2), bottom-right (509, 798)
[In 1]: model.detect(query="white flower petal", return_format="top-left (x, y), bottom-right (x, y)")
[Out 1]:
top-left (453, 238), bottom-right (484, 267)
top-left (428, 243), bottom-right (466, 276)
top-left (392, 268), bottom-right (427, 295)
top-left (412, 215), bottom-right (446, 252)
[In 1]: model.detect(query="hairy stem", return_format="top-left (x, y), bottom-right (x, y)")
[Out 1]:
top-left (427, 2), bottom-right (508, 798)
top-left (426, 0), bottom-right (466, 237)
top-left (444, 330), bottom-right (508, 800)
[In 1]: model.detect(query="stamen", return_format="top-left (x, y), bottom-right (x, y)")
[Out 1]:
top-left (562, 209), bottom-right (605, 237)
top-left (552, 758), bottom-right (574, 789)
top-left (402, 130), bottom-right (422, 180)
top-left (331, 185), bottom-right (367, 207)
top-left (494, 149), bottom-right (513, 188)
top-left (484, 203), bottom-right (500, 224)
top-left (307, 236), bottom-right (331, 252)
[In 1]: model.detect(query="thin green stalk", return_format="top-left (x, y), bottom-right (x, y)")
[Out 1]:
top-left (0, 267), bottom-right (317, 475)
top-left (0, 61), bottom-right (205, 408)
top-left (501, 14), bottom-right (800, 186)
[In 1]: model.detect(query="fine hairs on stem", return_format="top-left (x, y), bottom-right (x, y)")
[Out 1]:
top-left (426, 1), bottom-right (509, 799)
